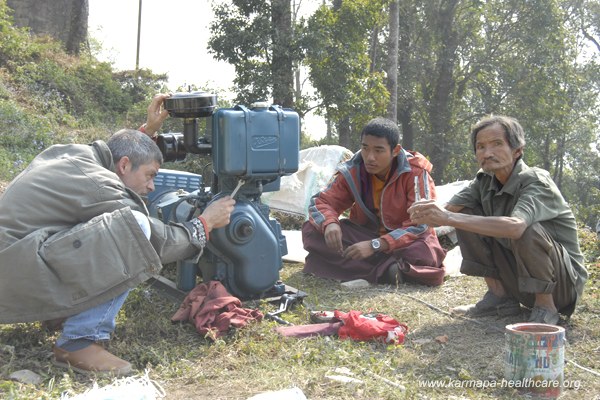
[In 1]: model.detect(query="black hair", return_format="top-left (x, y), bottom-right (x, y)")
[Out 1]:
top-left (470, 115), bottom-right (526, 157)
top-left (360, 117), bottom-right (400, 150)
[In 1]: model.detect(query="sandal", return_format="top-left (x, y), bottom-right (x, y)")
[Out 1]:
top-left (528, 306), bottom-right (560, 325)
top-left (452, 290), bottom-right (521, 317)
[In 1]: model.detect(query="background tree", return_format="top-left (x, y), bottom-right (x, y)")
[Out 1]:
top-left (270, 0), bottom-right (599, 216)
top-left (576, 0), bottom-right (600, 51)
top-left (379, 0), bottom-right (599, 190)
top-left (4, 0), bottom-right (598, 224)
top-left (464, 0), bottom-right (599, 198)
top-left (395, 1), bottom-right (418, 150)
top-left (386, 1), bottom-right (399, 122)
top-left (416, 0), bottom-right (465, 182)
top-left (208, 0), bottom-right (300, 110)
top-left (303, 0), bottom-right (389, 149)
top-left (272, 0), bottom-right (294, 107)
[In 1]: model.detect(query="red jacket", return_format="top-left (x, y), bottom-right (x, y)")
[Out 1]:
top-left (307, 148), bottom-right (438, 252)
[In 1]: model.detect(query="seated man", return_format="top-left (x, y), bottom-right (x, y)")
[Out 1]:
top-left (409, 115), bottom-right (588, 324)
top-left (0, 94), bottom-right (236, 376)
top-left (302, 117), bottom-right (446, 286)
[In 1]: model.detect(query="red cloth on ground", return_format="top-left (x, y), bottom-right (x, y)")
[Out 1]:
top-left (171, 280), bottom-right (263, 338)
top-left (334, 310), bottom-right (408, 344)
top-left (273, 310), bottom-right (408, 345)
top-left (276, 322), bottom-right (343, 338)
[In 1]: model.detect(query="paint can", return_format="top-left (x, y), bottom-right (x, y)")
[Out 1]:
top-left (504, 323), bottom-right (565, 398)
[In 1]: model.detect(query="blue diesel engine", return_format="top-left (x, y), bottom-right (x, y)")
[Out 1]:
top-left (146, 92), bottom-right (300, 300)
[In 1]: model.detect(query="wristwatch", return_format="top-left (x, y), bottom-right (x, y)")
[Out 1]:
top-left (371, 238), bottom-right (381, 252)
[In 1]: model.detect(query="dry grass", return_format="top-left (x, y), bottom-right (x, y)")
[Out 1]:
top-left (1, 254), bottom-right (599, 399)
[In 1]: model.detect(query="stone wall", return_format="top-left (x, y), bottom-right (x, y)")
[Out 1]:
top-left (6, 0), bottom-right (88, 55)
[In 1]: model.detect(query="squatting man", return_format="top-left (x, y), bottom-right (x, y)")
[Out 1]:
top-left (408, 115), bottom-right (587, 325)
top-left (0, 94), bottom-right (236, 376)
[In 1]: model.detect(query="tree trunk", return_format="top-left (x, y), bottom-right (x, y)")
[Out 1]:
top-left (397, 1), bottom-right (414, 149)
top-left (552, 131), bottom-right (565, 190)
top-left (292, 1), bottom-right (301, 105)
top-left (424, 0), bottom-right (459, 182)
top-left (399, 107), bottom-right (414, 149)
top-left (338, 117), bottom-right (351, 149)
top-left (271, 0), bottom-right (294, 108)
top-left (369, 26), bottom-right (380, 74)
top-left (7, 0), bottom-right (88, 55)
top-left (386, 1), bottom-right (399, 123)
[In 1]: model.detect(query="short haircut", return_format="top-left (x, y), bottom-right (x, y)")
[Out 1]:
top-left (360, 117), bottom-right (400, 150)
top-left (470, 115), bottom-right (526, 155)
top-left (107, 129), bottom-right (163, 170)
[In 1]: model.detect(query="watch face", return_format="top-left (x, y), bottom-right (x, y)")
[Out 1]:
top-left (371, 239), bottom-right (381, 250)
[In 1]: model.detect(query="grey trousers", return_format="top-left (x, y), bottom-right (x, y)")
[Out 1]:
top-left (457, 211), bottom-right (578, 315)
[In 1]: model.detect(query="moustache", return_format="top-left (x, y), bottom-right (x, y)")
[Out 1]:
top-left (482, 157), bottom-right (499, 163)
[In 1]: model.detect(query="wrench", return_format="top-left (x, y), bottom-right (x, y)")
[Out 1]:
top-left (230, 179), bottom-right (245, 198)
top-left (266, 294), bottom-right (297, 325)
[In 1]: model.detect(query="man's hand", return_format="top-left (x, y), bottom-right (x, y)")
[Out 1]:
top-left (411, 199), bottom-right (527, 239)
top-left (408, 199), bottom-right (448, 227)
top-left (342, 241), bottom-right (374, 260)
top-left (200, 196), bottom-right (236, 231)
top-left (144, 93), bottom-right (171, 137)
top-left (324, 223), bottom-right (343, 254)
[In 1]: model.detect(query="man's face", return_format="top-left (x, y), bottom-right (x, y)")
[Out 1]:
top-left (360, 134), bottom-right (400, 180)
top-left (475, 123), bottom-right (522, 184)
top-left (117, 158), bottom-right (160, 196)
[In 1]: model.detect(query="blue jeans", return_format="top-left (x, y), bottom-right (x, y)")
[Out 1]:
top-left (55, 290), bottom-right (130, 347)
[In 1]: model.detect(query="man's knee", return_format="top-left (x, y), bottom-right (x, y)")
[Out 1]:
top-left (510, 223), bottom-right (547, 253)
top-left (302, 220), bottom-right (324, 252)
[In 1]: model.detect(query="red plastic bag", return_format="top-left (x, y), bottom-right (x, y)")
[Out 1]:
top-left (334, 310), bottom-right (408, 344)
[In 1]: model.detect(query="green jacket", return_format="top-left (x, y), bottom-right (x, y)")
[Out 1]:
top-left (448, 159), bottom-right (587, 302)
top-left (0, 141), bottom-right (202, 323)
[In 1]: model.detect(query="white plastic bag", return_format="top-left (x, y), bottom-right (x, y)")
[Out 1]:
top-left (262, 145), bottom-right (353, 217)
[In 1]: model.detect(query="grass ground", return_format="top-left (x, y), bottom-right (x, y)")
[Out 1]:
top-left (0, 202), bottom-right (599, 399)
top-left (1, 243), bottom-right (599, 400)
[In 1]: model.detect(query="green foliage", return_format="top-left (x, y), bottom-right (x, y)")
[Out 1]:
top-left (303, 0), bottom-right (389, 147)
top-left (0, 1), bottom-right (171, 182)
top-left (0, 1), bottom-right (52, 65)
top-left (478, 0), bottom-right (600, 222)
top-left (368, 0), bottom-right (600, 223)
top-left (579, 224), bottom-right (600, 264)
top-left (0, 99), bottom-right (58, 180)
top-left (11, 58), bottom-right (168, 125)
top-left (209, 0), bottom-right (303, 109)
top-left (207, 0), bottom-right (599, 223)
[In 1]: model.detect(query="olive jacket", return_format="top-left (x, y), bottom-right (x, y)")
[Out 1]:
top-left (0, 141), bottom-right (203, 323)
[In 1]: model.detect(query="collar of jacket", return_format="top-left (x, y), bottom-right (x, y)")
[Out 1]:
top-left (333, 148), bottom-right (416, 229)
top-left (91, 140), bottom-right (116, 173)
top-left (477, 158), bottom-right (527, 196)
